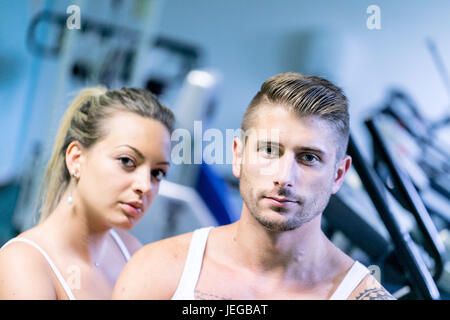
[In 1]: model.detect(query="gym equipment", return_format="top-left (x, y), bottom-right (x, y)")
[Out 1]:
top-left (375, 90), bottom-right (450, 209)
top-left (11, 2), bottom-right (209, 237)
top-left (365, 118), bottom-right (446, 282)
top-left (324, 135), bottom-right (442, 299)
top-left (350, 135), bottom-right (441, 299)
top-left (323, 42), bottom-right (450, 297)
top-left (26, 9), bottom-right (201, 92)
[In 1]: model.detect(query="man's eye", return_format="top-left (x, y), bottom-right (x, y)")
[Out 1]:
top-left (259, 145), bottom-right (279, 156)
top-left (151, 169), bottom-right (166, 182)
top-left (300, 154), bottom-right (319, 163)
top-left (119, 157), bottom-right (136, 169)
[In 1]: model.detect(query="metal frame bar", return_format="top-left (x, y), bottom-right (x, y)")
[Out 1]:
top-left (348, 135), bottom-right (440, 300)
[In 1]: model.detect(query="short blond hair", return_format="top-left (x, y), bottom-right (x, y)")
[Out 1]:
top-left (241, 72), bottom-right (349, 159)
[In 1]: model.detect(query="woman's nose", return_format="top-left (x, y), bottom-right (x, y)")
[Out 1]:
top-left (133, 170), bottom-right (152, 196)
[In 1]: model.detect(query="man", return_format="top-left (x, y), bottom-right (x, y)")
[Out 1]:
top-left (113, 72), bottom-right (395, 300)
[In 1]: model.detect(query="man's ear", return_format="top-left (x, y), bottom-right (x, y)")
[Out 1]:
top-left (65, 141), bottom-right (84, 179)
top-left (232, 137), bottom-right (244, 178)
top-left (331, 155), bottom-right (352, 194)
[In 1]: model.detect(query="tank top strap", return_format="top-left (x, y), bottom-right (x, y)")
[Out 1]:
top-left (1, 237), bottom-right (76, 300)
top-left (329, 261), bottom-right (370, 300)
top-left (109, 229), bottom-right (131, 261)
top-left (171, 227), bottom-right (214, 300)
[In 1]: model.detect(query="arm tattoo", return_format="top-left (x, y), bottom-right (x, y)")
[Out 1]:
top-left (355, 287), bottom-right (396, 300)
top-left (194, 289), bottom-right (232, 300)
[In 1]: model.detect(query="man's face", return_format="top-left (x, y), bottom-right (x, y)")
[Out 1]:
top-left (232, 105), bottom-right (350, 232)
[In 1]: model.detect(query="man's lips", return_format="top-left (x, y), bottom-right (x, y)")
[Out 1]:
top-left (263, 196), bottom-right (299, 206)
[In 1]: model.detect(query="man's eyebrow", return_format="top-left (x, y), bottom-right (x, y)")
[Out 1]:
top-left (257, 140), bottom-right (281, 146)
top-left (257, 140), bottom-right (325, 155)
top-left (295, 146), bottom-right (326, 156)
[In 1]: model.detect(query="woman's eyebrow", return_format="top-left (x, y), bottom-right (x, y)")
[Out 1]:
top-left (156, 160), bottom-right (170, 166)
top-left (118, 145), bottom-right (170, 165)
top-left (117, 144), bottom-right (144, 160)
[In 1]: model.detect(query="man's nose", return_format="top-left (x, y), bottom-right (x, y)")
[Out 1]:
top-left (273, 153), bottom-right (298, 188)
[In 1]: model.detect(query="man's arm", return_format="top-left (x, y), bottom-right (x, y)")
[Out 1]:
top-left (112, 233), bottom-right (192, 300)
top-left (348, 274), bottom-right (396, 300)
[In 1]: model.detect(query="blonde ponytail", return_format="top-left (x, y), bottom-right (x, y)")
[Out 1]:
top-left (37, 88), bottom-right (107, 223)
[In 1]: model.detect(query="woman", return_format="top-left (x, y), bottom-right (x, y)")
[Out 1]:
top-left (0, 87), bottom-right (174, 299)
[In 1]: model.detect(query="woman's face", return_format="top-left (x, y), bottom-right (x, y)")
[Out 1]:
top-left (73, 110), bottom-right (171, 230)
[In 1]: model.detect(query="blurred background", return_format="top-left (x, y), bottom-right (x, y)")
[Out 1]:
top-left (0, 0), bottom-right (449, 299)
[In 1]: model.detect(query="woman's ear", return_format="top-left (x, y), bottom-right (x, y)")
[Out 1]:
top-left (232, 137), bottom-right (243, 178)
top-left (65, 141), bottom-right (84, 179)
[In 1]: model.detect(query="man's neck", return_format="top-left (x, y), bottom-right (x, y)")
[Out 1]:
top-left (230, 207), bottom-right (336, 284)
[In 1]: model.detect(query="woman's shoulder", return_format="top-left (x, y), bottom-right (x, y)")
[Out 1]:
top-left (0, 226), bottom-right (47, 258)
top-left (1, 224), bottom-right (54, 266)
top-left (0, 232), bottom-right (57, 299)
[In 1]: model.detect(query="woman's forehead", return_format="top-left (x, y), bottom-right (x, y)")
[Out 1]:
top-left (93, 111), bottom-right (171, 160)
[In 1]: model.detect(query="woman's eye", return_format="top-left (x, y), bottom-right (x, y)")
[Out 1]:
top-left (151, 169), bottom-right (166, 182)
top-left (119, 157), bottom-right (136, 169)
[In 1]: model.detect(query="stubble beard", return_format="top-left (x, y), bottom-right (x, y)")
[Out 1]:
top-left (239, 168), bottom-right (333, 232)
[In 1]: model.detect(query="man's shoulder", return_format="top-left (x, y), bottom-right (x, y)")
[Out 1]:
top-left (112, 230), bottom-right (195, 299)
top-left (125, 230), bottom-right (196, 275)
top-left (348, 274), bottom-right (396, 300)
top-left (139, 230), bottom-right (194, 259)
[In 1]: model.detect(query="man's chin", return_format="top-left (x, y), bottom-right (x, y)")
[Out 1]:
top-left (254, 214), bottom-right (301, 232)
top-left (253, 209), bottom-right (321, 232)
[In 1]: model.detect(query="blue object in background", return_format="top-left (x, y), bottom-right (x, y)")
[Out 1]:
top-left (196, 163), bottom-right (236, 226)
top-left (0, 182), bottom-right (21, 246)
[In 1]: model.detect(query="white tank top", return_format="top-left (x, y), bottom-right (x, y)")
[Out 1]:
top-left (0, 229), bottom-right (131, 300)
top-left (171, 227), bottom-right (370, 300)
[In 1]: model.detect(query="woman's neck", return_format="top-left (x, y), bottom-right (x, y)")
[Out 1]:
top-left (41, 190), bottom-right (111, 266)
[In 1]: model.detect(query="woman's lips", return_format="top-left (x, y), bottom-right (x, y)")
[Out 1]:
top-left (120, 202), bottom-right (143, 217)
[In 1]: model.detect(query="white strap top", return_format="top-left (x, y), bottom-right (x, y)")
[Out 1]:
top-left (109, 229), bottom-right (131, 261)
top-left (171, 227), bottom-right (370, 300)
top-left (0, 229), bottom-right (131, 300)
top-left (328, 261), bottom-right (369, 300)
top-left (172, 227), bottom-right (213, 300)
